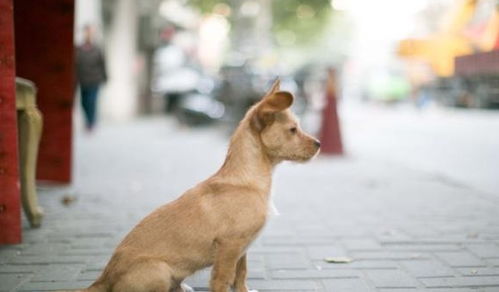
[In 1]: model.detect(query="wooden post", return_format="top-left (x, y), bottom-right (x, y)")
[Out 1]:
top-left (14, 0), bottom-right (75, 183)
top-left (0, 0), bottom-right (22, 244)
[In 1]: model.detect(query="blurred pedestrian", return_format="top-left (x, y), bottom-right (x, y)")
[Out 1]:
top-left (76, 24), bottom-right (107, 132)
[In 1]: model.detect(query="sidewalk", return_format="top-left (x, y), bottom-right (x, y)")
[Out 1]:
top-left (1, 116), bottom-right (499, 291)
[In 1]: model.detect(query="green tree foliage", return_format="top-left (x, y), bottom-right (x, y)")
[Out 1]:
top-left (188, 0), bottom-right (333, 47)
top-left (271, 0), bottom-right (332, 47)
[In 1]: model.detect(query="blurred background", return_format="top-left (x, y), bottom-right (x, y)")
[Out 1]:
top-left (75, 0), bottom-right (499, 122)
top-left (72, 0), bottom-right (499, 194)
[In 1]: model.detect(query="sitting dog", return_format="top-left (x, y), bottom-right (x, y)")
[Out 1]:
top-left (82, 80), bottom-right (320, 292)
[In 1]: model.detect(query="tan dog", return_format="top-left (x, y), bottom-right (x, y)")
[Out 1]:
top-left (82, 80), bottom-right (320, 292)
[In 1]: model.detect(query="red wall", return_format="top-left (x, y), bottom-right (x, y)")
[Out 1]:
top-left (0, 0), bottom-right (21, 244)
top-left (14, 0), bottom-right (75, 183)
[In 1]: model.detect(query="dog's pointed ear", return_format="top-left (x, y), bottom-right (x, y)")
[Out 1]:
top-left (251, 91), bottom-right (294, 131)
top-left (261, 91), bottom-right (293, 113)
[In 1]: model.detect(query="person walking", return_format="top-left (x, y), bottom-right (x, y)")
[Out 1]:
top-left (76, 25), bottom-right (107, 131)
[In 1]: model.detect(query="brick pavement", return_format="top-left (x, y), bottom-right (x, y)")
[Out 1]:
top-left (1, 117), bottom-right (499, 291)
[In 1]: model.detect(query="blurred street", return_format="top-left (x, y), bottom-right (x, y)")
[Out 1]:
top-left (1, 104), bottom-right (499, 291)
top-left (342, 104), bottom-right (499, 197)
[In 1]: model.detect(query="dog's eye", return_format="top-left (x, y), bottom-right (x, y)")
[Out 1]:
top-left (289, 127), bottom-right (297, 134)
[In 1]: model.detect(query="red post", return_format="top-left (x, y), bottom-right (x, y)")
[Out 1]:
top-left (0, 0), bottom-right (22, 244)
top-left (319, 68), bottom-right (344, 155)
top-left (14, 0), bottom-right (75, 183)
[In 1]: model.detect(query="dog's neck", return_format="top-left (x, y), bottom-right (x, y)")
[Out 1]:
top-left (215, 122), bottom-right (275, 194)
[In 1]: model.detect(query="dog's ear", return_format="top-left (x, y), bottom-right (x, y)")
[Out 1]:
top-left (251, 91), bottom-right (294, 131)
top-left (261, 91), bottom-right (293, 113)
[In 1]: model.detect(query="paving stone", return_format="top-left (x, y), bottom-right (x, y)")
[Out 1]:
top-left (350, 251), bottom-right (429, 261)
top-left (342, 238), bottom-right (382, 251)
top-left (486, 258), bottom-right (499, 266)
top-left (457, 267), bottom-right (499, 276)
top-left (271, 269), bottom-right (361, 279)
top-left (6, 255), bottom-right (96, 265)
top-left (78, 270), bottom-right (101, 281)
top-left (435, 252), bottom-right (485, 267)
top-left (17, 280), bottom-right (92, 291)
top-left (421, 276), bottom-right (499, 288)
top-left (30, 264), bottom-right (84, 282)
top-left (383, 244), bottom-right (462, 252)
top-left (466, 243), bottom-right (499, 258)
top-left (19, 243), bottom-right (69, 255)
top-left (0, 264), bottom-right (40, 274)
top-left (322, 278), bottom-right (372, 292)
top-left (266, 253), bottom-right (310, 270)
top-left (0, 249), bottom-right (21, 265)
top-left (306, 245), bottom-right (347, 260)
top-left (375, 290), bottom-right (419, 292)
top-left (313, 259), bottom-right (399, 270)
top-left (365, 270), bottom-right (420, 288)
top-left (400, 260), bottom-right (455, 278)
top-left (0, 274), bottom-right (30, 291)
top-left (247, 279), bottom-right (318, 291)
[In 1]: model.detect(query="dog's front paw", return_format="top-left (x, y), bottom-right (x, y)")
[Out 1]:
top-left (181, 283), bottom-right (195, 292)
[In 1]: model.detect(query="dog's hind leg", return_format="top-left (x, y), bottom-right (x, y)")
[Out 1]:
top-left (111, 259), bottom-right (173, 292)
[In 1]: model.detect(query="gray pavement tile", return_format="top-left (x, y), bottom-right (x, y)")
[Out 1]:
top-left (247, 279), bottom-right (318, 291)
top-left (19, 243), bottom-right (69, 255)
top-left (6, 255), bottom-right (97, 265)
top-left (30, 264), bottom-right (84, 282)
top-left (266, 253), bottom-right (311, 270)
top-left (342, 238), bottom-right (382, 251)
top-left (262, 236), bottom-right (337, 246)
top-left (313, 259), bottom-right (400, 270)
top-left (365, 270), bottom-right (420, 288)
top-left (0, 264), bottom-right (40, 274)
top-left (322, 278), bottom-right (373, 292)
top-left (271, 269), bottom-right (361, 279)
top-left (383, 244), bottom-right (462, 252)
top-left (457, 267), bottom-right (499, 276)
top-left (0, 274), bottom-right (31, 292)
top-left (424, 289), bottom-right (480, 292)
top-left (466, 243), bottom-right (499, 258)
top-left (249, 246), bottom-right (303, 254)
top-left (400, 260), bottom-right (455, 278)
top-left (306, 245), bottom-right (348, 260)
top-left (486, 258), bottom-right (499, 266)
top-left (350, 251), bottom-right (430, 261)
top-left (17, 280), bottom-right (92, 291)
top-left (77, 270), bottom-right (101, 281)
top-left (421, 276), bottom-right (499, 288)
top-left (0, 250), bottom-right (21, 264)
top-left (435, 252), bottom-right (485, 268)
top-left (375, 290), bottom-right (419, 292)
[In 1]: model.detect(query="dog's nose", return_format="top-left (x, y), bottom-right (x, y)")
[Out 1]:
top-left (314, 140), bottom-right (321, 148)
